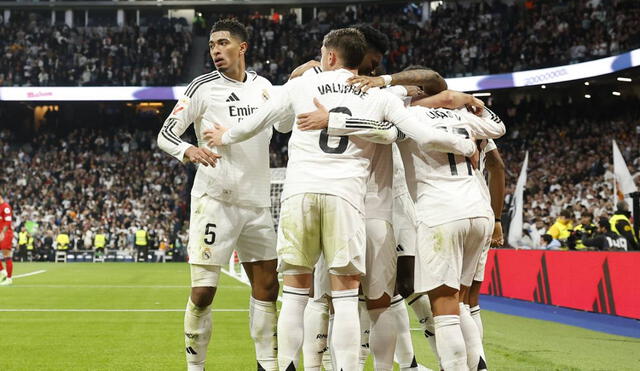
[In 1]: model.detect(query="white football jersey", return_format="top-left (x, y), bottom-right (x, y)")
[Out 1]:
top-left (158, 70), bottom-right (285, 208)
top-left (401, 106), bottom-right (506, 227)
top-left (222, 69), bottom-right (477, 213)
top-left (475, 139), bottom-right (498, 205)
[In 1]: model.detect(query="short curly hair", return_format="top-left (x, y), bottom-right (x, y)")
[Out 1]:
top-left (353, 24), bottom-right (390, 55)
top-left (210, 18), bottom-right (248, 42)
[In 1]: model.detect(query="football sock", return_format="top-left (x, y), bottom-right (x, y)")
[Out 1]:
top-left (5, 258), bottom-right (12, 278)
top-left (461, 303), bottom-right (486, 371)
top-left (277, 286), bottom-right (309, 370)
top-left (0, 258), bottom-right (4, 271)
top-left (323, 313), bottom-right (335, 371)
top-left (407, 293), bottom-right (440, 364)
top-left (390, 295), bottom-right (418, 371)
top-left (250, 297), bottom-right (278, 371)
top-left (368, 305), bottom-right (396, 371)
top-left (470, 305), bottom-right (484, 340)
top-left (358, 296), bottom-right (371, 371)
top-left (303, 300), bottom-right (330, 371)
top-left (434, 315), bottom-right (467, 371)
top-left (331, 289), bottom-right (360, 371)
top-left (184, 298), bottom-right (212, 371)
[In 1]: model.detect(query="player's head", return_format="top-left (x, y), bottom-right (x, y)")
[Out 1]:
top-left (209, 18), bottom-right (249, 73)
top-left (320, 28), bottom-right (367, 72)
top-left (352, 24), bottom-right (389, 76)
top-left (403, 65), bottom-right (447, 96)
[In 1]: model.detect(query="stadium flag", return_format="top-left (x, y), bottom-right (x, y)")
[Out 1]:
top-left (508, 151), bottom-right (529, 248)
top-left (612, 140), bottom-right (638, 214)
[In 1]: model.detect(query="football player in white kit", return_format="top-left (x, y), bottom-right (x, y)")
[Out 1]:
top-left (467, 140), bottom-right (505, 367)
top-left (158, 19), bottom-right (285, 371)
top-left (335, 85), bottom-right (506, 370)
top-left (204, 28), bottom-right (478, 371)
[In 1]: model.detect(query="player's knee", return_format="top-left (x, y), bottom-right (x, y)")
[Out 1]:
top-left (253, 274), bottom-right (279, 301)
top-left (366, 293), bottom-right (391, 310)
top-left (191, 286), bottom-right (216, 307)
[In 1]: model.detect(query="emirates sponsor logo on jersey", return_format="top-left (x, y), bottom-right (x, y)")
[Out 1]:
top-left (229, 105), bottom-right (259, 117)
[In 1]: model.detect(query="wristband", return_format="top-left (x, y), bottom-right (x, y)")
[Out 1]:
top-left (495, 218), bottom-right (501, 222)
top-left (381, 74), bottom-right (392, 86)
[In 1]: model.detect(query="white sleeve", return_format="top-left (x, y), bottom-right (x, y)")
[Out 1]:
top-left (383, 95), bottom-right (476, 156)
top-left (459, 107), bottom-right (506, 139)
top-left (265, 85), bottom-right (294, 133)
top-left (157, 87), bottom-right (204, 162)
top-left (222, 83), bottom-right (295, 145)
top-left (327, 112), bottom-right (399, 144)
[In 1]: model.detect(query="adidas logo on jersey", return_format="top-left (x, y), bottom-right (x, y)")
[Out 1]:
top-left (226, 92), bottom-right (240, 102)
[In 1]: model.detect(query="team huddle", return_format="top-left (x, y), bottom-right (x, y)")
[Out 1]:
top-left (158, 19), bottom-right (506, 371)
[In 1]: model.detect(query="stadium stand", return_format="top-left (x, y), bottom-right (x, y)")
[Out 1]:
top-left (204, 0), bottom-right (640, 83)
top-left (0, 13), bottom-right (192, 86)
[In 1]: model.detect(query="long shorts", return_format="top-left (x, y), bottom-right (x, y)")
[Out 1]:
top-left (414, 217), bottom-right (492, 293)
top-left (392, 193), bottom-right (417, 257)
top-left (361, 219), bottom-right (397, 300)
top-left (277, 193), bottom-right (366, 275)
top-left (187, 194), bottom-right (277, 266)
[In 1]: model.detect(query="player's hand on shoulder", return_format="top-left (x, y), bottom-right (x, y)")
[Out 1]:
top-left (184, 145), bottom-right (221, 167)
top-left (404, 85), bottom-right (425, 99)
top-left (297, 97), bottom-right (329, 131)
top-left (203, 124), bottom-right (229, 147)
top-left (347, 75), bottom-right (384, 92)
top-left (289, 60), bottom-right (321, 80)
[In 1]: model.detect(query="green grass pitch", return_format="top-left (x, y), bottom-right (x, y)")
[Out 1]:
top-left (1, 263), bottom-right (638, 370)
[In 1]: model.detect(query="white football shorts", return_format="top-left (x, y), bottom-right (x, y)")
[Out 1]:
top-left (277, 193), bottom-right (366, 275)
top-left (187, 194), bottom-right (277, 268)
top-left (414, 217), bottom-right (492, 293)
top-left (361, 219), bottom-right (397, 300)
top-left (392, 193), bottom-right (417, 257)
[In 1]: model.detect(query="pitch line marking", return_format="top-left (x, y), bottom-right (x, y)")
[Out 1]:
top-left (12, 270), bottom-right (47, 279)
top-left (0, 308), bottom-right (248, 312)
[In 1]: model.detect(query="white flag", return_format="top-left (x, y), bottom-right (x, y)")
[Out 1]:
top-left (508, 151), bottom-right (529, 248)
top-left (613, 140), bottom-right (637, 200)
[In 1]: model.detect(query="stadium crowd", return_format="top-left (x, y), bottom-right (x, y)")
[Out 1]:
top-left (1, 0), bottom-right (639, 87)
top-left (0, 128), bottom-right (192, 260)
top-left (492, 94), bottom-right (640, 250)
top-left (0, 15), bottom-right (192, 86)
top-left (206, 0), bottom-right (640, 84)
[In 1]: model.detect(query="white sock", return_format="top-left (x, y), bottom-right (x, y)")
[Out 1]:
top-left (331, 289), bottom-right (360, 371)
top-left (323, 313), bottom-right (335, 371)
top-left (368, 306), bottom-right (396, 371)
top-left (277, 286), bottom-right (309, 371)
top-left (434, 315), bottom-right (467, 371)
top-left (390, 296), bottom-right (418, 371)
top-left (407, 293), bottom-right (439, 365)
top-left (303, 300), bottom-right (330, 371)
top-left (184, 298), bottom-right (212, 371)
top-left (460, 303), bottom-right (486, 371)
top-left (470, 305), bottom-right (483, 340)
top-left (358, 297), bottom-right (370, 371)
top-left (250, 297), bottom-right (278, 371)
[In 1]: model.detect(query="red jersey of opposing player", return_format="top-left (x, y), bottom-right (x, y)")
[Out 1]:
top-left (0, 201), bottom-right (13, 250)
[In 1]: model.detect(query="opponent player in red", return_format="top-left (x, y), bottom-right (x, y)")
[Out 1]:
top-left (0, 194), bottom-right (14, 286)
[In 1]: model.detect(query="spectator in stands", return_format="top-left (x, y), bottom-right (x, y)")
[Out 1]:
top-left (584, 217), bottom-right (629, 251)
top-left (540, 234), bottom-right (562, 250)
top-left (572, 212), bottom-right (597, 250)
top-left (609, 201), bottom-right (638, 250)
top-left (548, 209), bottom-right (574, 243)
